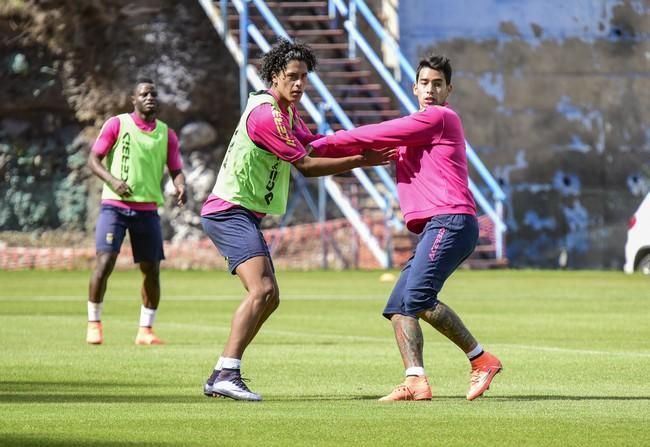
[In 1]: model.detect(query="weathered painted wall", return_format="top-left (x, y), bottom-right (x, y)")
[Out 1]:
top-left (399, 0), bottom-right (650, 268)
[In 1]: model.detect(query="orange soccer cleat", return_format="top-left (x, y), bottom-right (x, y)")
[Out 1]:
top-left (466, 351), bottom-right (502, 401)
top-left (86, 321), bottom-right (103, 345)
top-left (134, 327), bottom-right (164, 345)
top-left (379, 375), bottom-right (432, 402)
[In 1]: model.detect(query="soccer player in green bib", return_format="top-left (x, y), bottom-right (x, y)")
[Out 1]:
top-left (87, 78), bottom-right (186, 346)
top-left (200, 39), bottom-right (394, 401)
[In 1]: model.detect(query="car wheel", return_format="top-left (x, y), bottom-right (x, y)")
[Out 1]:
top-left (638, 254), bottom-right (650, 275)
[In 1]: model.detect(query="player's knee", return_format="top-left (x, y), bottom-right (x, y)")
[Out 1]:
top-left (139, 261), bottom-right (160, 278)
top-left (250, 279), bottom-right (277, 304)
top-left (95, 253), bottom-right (117, 277)
top-left (268, 289), bottom-right (280, 311)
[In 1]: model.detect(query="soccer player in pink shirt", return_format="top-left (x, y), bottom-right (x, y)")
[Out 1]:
top-left (86, 78), bottom-right (186, 346)
top-left (310, 55), bottom-right (503, 401)
top-left (200, 39), bottom-right (394, 401)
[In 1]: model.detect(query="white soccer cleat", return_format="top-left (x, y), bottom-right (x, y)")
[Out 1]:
top-left (210, 375), bottom-right (262, 401)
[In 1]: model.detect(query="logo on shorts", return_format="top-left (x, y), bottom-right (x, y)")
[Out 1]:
top-left (106, 233), bottom-right (114, 244)
top-left (428, 228), bottom-right (446, 261)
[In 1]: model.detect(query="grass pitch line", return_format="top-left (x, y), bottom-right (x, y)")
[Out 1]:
top-left (0, 294), bottom-right (384, 302)
top-left (497, 343), bottom-right (650, 358)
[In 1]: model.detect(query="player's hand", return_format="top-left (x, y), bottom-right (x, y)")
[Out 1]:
top-left (175, 184), bottom-right (187, 207)
top-left (359, 147), bottom-right (396, 167)
top-left (110, 178), bottom-right (132, 197)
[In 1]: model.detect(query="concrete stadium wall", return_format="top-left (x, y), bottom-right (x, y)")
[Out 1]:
top-left (398, 0), bottom-right (649, 268)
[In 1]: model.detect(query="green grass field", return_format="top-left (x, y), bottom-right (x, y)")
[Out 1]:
top-left (1, 269), bottom-right (649, 446)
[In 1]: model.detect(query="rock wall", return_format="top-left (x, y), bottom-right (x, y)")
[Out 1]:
top-left (3, 0), bottom-right (648, 269)
top-left (399, 0), bottom-right (650, 268)
top-left (0, 0), bottom-right (239, 239)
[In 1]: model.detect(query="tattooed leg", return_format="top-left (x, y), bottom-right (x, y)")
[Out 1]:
top-left (390, 314), bottom-right (424, 368)
top-left (418, 301), bottom-right (478, 354)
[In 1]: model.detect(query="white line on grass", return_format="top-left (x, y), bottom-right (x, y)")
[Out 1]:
top-left (2, 313), bottom-right (648, 358)
top-left (495, 343), bottom-right (650, 358)
top-left (0, 295), bottom-right (384, 302)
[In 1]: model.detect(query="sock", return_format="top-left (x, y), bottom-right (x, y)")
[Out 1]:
top-left (405, 366), bottom-right (426, 377)
top-left (214, 357), bottom-right (224, 371)
top-left (221, 357), bottom-right (241, 370)
top-left (87, 301), bottom-right (103, 322)
top-left (207, 357), bottom-right (228, 385)
top-left (139, 305), bottom-right (157, 328)
top-left (467, 344), bottom-right (484, 361)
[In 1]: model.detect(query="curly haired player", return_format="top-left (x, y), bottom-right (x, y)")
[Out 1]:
top-left (200, 38), bottom-right (394, 401)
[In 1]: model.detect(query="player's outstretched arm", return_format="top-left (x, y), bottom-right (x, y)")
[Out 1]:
top-left (293, 147), bottom-right (395, 177)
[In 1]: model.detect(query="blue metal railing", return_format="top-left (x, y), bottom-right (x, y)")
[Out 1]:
top-left (243, 2), bottom-right (399, 228)
top-left (199, 0), bottom-right (508, 262)
top-left (331, 0), bottom-right (507, 258)
top-left (251, 0), bottom-right (398, 201)
top-left (196, 0), bottom-right (393, 266)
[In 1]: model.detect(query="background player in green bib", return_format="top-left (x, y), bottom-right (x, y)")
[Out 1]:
top-left (201, 39), bottom-right (394, 401)
top-left (86, 78), bottom-right (186, 346)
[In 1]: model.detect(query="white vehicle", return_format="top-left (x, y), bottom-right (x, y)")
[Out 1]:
top-left (624, 192), bottom-right (650, 274)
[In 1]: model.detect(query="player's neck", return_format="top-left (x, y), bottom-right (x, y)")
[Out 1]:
top-left (134, 110), bottom-right (156, 123)
top-left (268, 88), bottom-right (291, 112)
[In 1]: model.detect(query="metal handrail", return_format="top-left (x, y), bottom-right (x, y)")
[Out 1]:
top-left (250, 0), bottom-right (399, 200)
top-left (243, 6), bottom-right (400, 228)
top-left (196, 0), bottom-right (394, 266)
top-left (340, 0), bottom-right (506, 203)
top-left (344, 19), bottom-right (505, 229)
top-left (332, 0), bottom-right (507, 247)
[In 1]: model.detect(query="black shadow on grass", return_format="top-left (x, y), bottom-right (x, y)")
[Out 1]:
top-left (1, 380), bottom-right (149, 389)
top-left (0, 393), bottom-right (203, 404)
top-left (487, 395), bottom-right (650, 401)
top-left (270, 395), bottom-right (650, 402)
top-left (0, 435), bottom-right (174, 447)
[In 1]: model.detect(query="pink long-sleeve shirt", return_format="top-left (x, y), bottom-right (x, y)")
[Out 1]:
top-left (202, 90), bottom-right (332, 217)
top-left (92, 112), bottom-right (183, 211)
top-left (310, 104), bottom-right (476, 234)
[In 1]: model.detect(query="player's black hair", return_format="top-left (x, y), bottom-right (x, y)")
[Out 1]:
top-left (133, 77), bottom-right (155, 94)
top-left (259, 38), bottom-right (317, 85)
top-left (415, 55), bottom-right (452, 84)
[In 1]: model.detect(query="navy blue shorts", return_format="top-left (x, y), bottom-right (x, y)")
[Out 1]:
top-left (95, 205), bottom-right (164, 263)
top-left (383, 214), bottom-right (478, 319)
top-left (201, 208), bottom-right (273, 275)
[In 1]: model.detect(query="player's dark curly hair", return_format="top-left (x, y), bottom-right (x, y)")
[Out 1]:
top-left (259, 38), bottom-right (317, 85)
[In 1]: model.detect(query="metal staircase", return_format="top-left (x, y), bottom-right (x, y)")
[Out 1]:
top-left (197, 0), bottom-right (508, 269)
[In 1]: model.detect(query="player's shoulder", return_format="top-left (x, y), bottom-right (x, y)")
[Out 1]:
top-left (430, 104), bottom-right (461, 124)
top-left (98, 115), bottom-right (122, 134)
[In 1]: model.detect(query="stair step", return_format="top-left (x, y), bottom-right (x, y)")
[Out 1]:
top-left (326, 109), bottom-right (402, 118)
top-left (317, 70), bottom-right (373, 78)
top-left (231, 28), bottom-right (345, 38)
top-left (317, 57), bottom-right (362, 66)
top-left (337, 97), bottom-right (392, 105)
top-left (281, 14), bottom-right (331, 23)
top-left (303, 42), bottom-right (349, 51)
top-left (246, 41), bottom-right (348, 54)
top-left (232, 14), bottom-right (330, 23)
top-left (306, 83), bottom-right (382, 92)
top-left (291, 29), bottom-right (345, 37)
top-left (227, 14), bottom-right (331, 24)
top-left (263, 1), bottom-right (328, 8)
